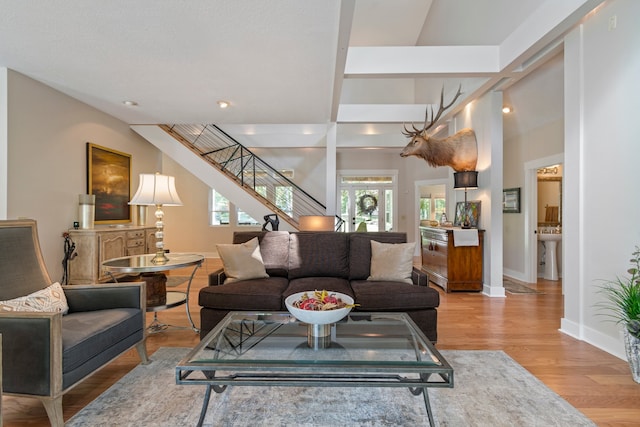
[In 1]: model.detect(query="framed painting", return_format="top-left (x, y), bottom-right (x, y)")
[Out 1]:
top-left (87, 143), bottom-right (132, 224)
top-left (454, 201), bottom-right (481, 228)
top-left (503, 187), bottom-right (521, 213)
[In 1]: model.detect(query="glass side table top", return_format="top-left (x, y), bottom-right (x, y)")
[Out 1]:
top-left (102, 253), bottom-right (204, 273)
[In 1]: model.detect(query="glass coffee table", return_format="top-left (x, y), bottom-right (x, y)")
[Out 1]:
top-left (176, 311), bottom-right (453, 426)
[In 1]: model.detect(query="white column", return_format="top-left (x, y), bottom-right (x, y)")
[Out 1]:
top-left (325, 123), bottom-right (337, 215)
top-left (0, 67), bottom-right (8, 219)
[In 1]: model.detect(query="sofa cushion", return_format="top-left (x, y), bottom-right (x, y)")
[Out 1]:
top-left (288, 232), bottom-right (349, 280)
top-left (198, 277), bottom-right (289, 310)
top-left (233, 231), bottom-right (290, 277)
top-left (349, 232), bottom-right (408, 280)
top-left (368, 240), bottom-right (415, 284)
top-left (283, 277), bottom-right (354, 301)
top-left (0, 282), bottom-right (69, 314)
top-left (351, 280), bottom-right (439, 310)
top-left (217, 237), bottom-right (269, 283)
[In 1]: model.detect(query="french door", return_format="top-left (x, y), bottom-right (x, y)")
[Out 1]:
top-left (338, 172), bottom-right (397, 232)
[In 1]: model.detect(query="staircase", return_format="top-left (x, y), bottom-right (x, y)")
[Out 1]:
top-left (158, 124), bottom-right (342, 231)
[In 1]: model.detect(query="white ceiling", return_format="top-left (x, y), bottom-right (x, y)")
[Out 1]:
top-left (0, 0), bottom-right (604, 148)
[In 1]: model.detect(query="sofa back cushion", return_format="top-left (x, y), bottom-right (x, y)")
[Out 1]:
top-left (349, 232), bottom-right (408, 280)
top-left (232, 231), bottom-right (290, 277)
top-left (288, 232), bottom-right (349, 279)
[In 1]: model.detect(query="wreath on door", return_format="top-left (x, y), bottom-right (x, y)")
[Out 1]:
top-left (357, 194), bottom-right (378, 216)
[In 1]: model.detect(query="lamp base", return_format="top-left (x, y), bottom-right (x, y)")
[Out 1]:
top-left (151, 251), bottom-right (169, 264)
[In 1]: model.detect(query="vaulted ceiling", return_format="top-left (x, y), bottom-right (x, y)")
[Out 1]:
top-left (0, 0), bottom-right (603, 148)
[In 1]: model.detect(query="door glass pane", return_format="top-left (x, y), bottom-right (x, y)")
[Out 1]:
top-left (385, 189), bottom-right (393, 231)
top-left (340, 189), bottom-right (350, 232)
top-left (355, 189), bottom-right (379, 232)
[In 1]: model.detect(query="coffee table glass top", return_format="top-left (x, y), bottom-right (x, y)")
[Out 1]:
top-left (179, 312), bottom-right (451, 374)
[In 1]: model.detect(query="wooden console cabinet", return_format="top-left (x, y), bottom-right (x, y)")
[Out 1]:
top-left (68, 226), bottom-right (156, 284)
top-left (420, 226), bottom-right (484, 292)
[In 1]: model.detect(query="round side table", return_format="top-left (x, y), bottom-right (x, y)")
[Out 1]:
top-left (102, 253), bottom-right (204, 333)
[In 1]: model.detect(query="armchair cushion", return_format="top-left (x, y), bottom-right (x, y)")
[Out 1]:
top-left (0, 281), bottom-right (69, 314)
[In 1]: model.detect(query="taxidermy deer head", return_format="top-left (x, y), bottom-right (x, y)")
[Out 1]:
top-left (400, 85), bottom-right (478, 172)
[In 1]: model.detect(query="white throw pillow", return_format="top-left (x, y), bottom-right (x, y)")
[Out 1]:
top-left (367, 240), bottom-right (416, 284)
top-left (217, 237), bottom-right (269, 283)
top-left (0, 282), bottom-right (69, 314)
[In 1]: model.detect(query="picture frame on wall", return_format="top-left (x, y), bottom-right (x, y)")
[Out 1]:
top-left (454, 201), bottom-right (481, 228)
top-left (87, 143), bottom-right (132, 224)
top-left (503, 187), bottom-right (521, 213)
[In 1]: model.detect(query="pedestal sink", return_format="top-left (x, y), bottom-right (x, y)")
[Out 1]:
top-left (539, 233), bottom-right (561, 281)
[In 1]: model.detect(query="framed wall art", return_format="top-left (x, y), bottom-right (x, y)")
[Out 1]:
top-left (503, 187), bottom-right (521, 213)
top-left (87, 143), bottom-right (132, 224)
top-left (454, 201), bottom-right (481, 228)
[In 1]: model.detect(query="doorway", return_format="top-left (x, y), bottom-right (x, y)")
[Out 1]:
top-left (524, 154), bottom-right (564, 284)
top-left (338, 170), bottom-right (397, 232)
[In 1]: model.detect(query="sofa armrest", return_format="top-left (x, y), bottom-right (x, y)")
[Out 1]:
top-left (63, 282), bottom-right (145, 313)
top-left (208, 268), bottom-right (227, 286)
top-left (411, 267), bottom-right (429, 287)
top-left (0, 311), bottom-right (63, 395)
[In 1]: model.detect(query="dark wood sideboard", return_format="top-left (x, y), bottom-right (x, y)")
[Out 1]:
top-left (420, 226), bottom-right (484, 292)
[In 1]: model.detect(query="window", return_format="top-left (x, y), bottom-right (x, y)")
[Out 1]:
top-left (275, 186), bottom-right (293, 217)
top-left (211, 190), bottom-right (229, 225)
top-left (420, 195), bottom-right (446, 222)
top-left (211, 189), bottom-right (261, 226)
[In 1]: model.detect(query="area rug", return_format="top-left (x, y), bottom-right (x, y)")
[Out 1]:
top-left (503, 279), bottom-right (544, 294)
top-left (67, 347), bottom-right (593, 427)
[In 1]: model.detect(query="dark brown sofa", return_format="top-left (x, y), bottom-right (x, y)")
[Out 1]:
top-left (199, 231), bottom-right (440, 342)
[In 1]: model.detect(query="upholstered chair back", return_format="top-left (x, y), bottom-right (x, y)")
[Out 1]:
top-left (0, 220), bottom-right (52, 300)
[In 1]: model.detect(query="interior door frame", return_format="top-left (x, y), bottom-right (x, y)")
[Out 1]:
top-left (524, 153), bottom-right (564, 283)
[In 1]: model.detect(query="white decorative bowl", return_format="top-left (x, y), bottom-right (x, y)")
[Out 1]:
top-left (285, 291), bottom-right (354, 325)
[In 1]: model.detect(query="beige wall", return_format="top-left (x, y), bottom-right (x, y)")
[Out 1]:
top-left (6, 70), bottom-right (159, 281)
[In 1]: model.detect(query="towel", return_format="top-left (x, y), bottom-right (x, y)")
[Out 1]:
top-left (453, 229), bottom-right (479, 247)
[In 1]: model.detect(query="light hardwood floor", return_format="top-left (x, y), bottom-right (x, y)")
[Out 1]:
top-left (3, 259), bottom-right (640, 426)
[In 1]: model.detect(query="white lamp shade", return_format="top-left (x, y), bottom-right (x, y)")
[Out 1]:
top-left (298, 215), bottom-right (335, 231)
top-left (129, 173), bottom-right (183, 206)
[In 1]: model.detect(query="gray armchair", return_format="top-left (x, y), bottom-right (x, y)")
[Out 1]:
top-left (0, 219), bottom-right (148, 426)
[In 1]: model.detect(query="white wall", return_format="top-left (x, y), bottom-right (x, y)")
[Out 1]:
top-left (5, 70), bottom-right (160, 281)
top-left (562, 0), bottom-right (640, 360)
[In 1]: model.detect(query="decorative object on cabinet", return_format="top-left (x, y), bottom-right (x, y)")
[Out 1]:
top-left (420, 226), bottom-right (484, 292)
top-left (453, 201), bottom-right (480, 228)
top-left (77, 194), bottom-right (96, 229)
top-left (129, 173), bottom-right (183, 264)
top-left (86, 143), bottom-right (132, 224)
top-left (503, 187), bottom-right (521, 213)
top-left (453, 171), bottom-right (479, 228)
top-left (67, 226), bottom-right (156, 284)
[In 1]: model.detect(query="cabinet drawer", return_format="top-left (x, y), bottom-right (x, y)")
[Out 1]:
top-left (127, 238), bottom-right (145, 248)
top-left (127, 230), bottom-right (145, 239)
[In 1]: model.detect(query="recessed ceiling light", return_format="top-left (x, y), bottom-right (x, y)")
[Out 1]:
top-left (217, 100), bottom-right (230, 109)
top-left (123, 100), bottom-right (138, 107)
top-left (502, 106), bottom-right (512, 114)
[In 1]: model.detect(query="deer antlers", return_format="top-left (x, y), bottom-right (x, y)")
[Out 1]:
top-left (402, 85), bottom-right (463, 137)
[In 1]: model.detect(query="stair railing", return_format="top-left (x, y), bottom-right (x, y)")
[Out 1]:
top-left (161, 124), bottom-right (343, 231)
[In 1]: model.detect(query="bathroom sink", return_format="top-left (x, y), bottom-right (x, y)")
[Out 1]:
top-left (538, 233), bottom-right (562, 242)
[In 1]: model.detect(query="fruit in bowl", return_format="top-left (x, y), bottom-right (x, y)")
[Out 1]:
top-left (285, 290), bottom-right (355, 325)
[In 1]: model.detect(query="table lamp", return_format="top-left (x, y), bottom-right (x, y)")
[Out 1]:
top-left (453, 171), bottom-right (478, 228)
top-left (129, 173), bottom-right (183, 264)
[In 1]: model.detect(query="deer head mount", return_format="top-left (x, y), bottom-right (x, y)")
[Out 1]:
top-left (400, 85), bottom-right (478, 172)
